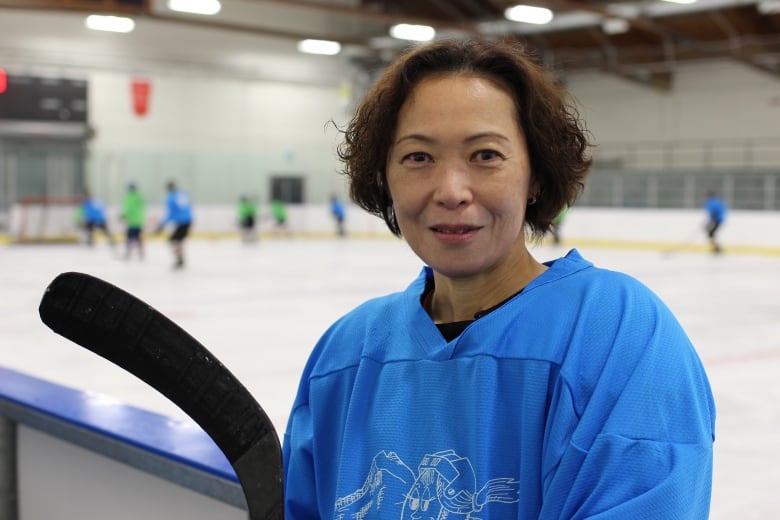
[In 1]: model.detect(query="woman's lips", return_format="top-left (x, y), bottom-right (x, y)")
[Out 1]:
top-left (430, 224), bottom-right (481, 234)
top-left (430, 224), bottom-right (481, 244)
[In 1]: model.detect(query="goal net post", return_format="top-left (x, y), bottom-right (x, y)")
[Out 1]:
top-left (9, 195), bottom-right (84, 243)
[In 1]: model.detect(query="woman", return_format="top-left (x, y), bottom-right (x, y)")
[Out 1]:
top-left (283, 38), bottom-right (715, 519)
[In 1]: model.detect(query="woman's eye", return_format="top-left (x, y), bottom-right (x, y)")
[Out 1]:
top-left (474, 149), bottom-right (501, 161)
top-left (402, 152), bottom-right (431, 164)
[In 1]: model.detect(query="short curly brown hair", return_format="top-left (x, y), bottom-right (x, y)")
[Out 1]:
top-left (337, 37), bottom-right (592, 239)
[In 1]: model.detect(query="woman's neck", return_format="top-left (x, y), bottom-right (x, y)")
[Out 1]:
top-left (426, 251), bottom-right (547, 323)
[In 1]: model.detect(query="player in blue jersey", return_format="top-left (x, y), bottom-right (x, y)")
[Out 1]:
top-left (703, 190), bottom-right (727, 254)
top-left (155, 180), bottom-right (193, 269)
top-left (283, 38), bottom-right (715, 519)
top-left (80, 191), bottom-right (115, 248)
top-left (329, 195), bottom-right (346, 237)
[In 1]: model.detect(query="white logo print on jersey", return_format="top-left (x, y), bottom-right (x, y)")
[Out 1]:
top-left (335, 449), bottom-right (520, 519)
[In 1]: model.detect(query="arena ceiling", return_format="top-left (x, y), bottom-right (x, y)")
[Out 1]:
top-left (1, 0), bottom-right (779, 90)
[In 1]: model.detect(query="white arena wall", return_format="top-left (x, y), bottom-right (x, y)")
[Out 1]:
top-left (6, 201), bottom-right (777, 252)
top-left (140, 204), bottom-right (779, 252)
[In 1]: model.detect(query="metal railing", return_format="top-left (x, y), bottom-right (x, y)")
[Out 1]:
top-left (580, 138), bottom-right (780, 210)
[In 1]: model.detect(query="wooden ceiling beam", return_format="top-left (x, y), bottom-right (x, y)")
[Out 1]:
top-left (0, 0), bottom-right (149, 15)
top-left (245, 0), bottom-right (478, 33)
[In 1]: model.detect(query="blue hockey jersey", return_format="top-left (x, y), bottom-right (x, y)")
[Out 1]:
top-left (82, 198), bottom-right (107, 224)
top-left (283, 249), bottom-right (715, 519)
top-left (161, 189), bottom-right (192, 226)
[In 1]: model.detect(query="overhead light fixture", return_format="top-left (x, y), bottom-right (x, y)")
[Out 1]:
top-left (758, 0), bottom-right (780, 14)
top-left (167, 0), bottom-right (222, 16)
top-left (660, 0), bottom-right (697, 4)
top-left (389, 24), bottom-right (436, 42)
top-left (504, 5), bottom-right (554, 25)
top-left (297, 39), bottom-right (342, 56)
top-left (85, 15), bottom-right (135, 33)
top-left (601, 17), bottom-right (630, 35)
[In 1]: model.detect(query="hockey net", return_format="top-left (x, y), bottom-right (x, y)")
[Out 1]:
top-left (9, 195), bottom-right (84, 243)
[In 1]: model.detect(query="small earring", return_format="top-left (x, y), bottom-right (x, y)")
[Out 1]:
top-left (527, 196), bottom-right (537, 205)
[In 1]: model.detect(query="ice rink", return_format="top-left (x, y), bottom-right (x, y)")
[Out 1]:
top-left (1, 235), bottom-right (778, 519)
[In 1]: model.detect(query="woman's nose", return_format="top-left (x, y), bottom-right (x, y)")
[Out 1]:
top-left (433, 163), bottom-right (472, 208)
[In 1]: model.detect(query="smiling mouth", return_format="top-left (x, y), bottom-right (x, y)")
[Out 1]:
top-left (431, 225), bottom-right (480, 234)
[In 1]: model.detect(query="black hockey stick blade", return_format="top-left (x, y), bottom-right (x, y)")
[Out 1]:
top-left (38, 271), bottom-right (283, 520)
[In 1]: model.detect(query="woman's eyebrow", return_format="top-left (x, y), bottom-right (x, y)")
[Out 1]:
top-left (464, 131), bottom-right (511, 144)
top-left (393, 133), bottom-right (434, 146)
top-left (394, 131), bottom-right (511, 146)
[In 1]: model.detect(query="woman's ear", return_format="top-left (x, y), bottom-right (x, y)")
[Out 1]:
top-left (529, 179), bottom-right (542, 202)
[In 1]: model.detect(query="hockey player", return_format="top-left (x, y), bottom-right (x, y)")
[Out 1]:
top-left (283, 38), bottom-right (715, 519)
top-left (121, 182), bottom-right (146, 259)
top-left (155, 181), bottom-right (193, 269)
top-left (703, 190), bottom-right (727, 254)
top-left (238, 195), bottom-right (258, 243)
top-left (80, 191), bottom-right (115, 248)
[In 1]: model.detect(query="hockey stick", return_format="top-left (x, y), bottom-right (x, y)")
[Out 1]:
top-left (661, 224), bottom-right (704, 258)
top-left (38, 271), bottom-right (283, 520)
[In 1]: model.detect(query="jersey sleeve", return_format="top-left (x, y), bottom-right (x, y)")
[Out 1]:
top-left (548, 435), bottom-right (712, 519)
top-left (283, 402), bottom-right (319, 519)
top-left (539, 276), bottom-right (715, 519)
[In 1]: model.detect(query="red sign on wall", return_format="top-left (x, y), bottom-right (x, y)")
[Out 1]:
top-left (0, 68), bottom-right (7, 94)
top-left (131, 77), bottom-right (151, 117)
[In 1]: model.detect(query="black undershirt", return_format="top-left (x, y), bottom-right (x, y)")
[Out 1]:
top-left (436, 320), bottom-right (474, 342)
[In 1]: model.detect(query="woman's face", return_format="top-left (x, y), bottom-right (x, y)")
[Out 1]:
top-left (386, 74), bottom-right (534, 280)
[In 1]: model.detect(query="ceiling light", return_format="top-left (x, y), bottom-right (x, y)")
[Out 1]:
top-left (660, 0), bottom-right (697, 4)
top-left (85, 15), bottom-right (135, 33)
top-left (602, 17), bottom-right (630, 35)
top-left (389, 24), bottom-right (436, 42)
top-left (167, 0), bottom-right (222, 16)
top-left (758, 0), bottom-right (780, 14)
top-left (504, 5), bottom-right (554, 25)
top-left (297, 39), bottom-right (342, 56)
